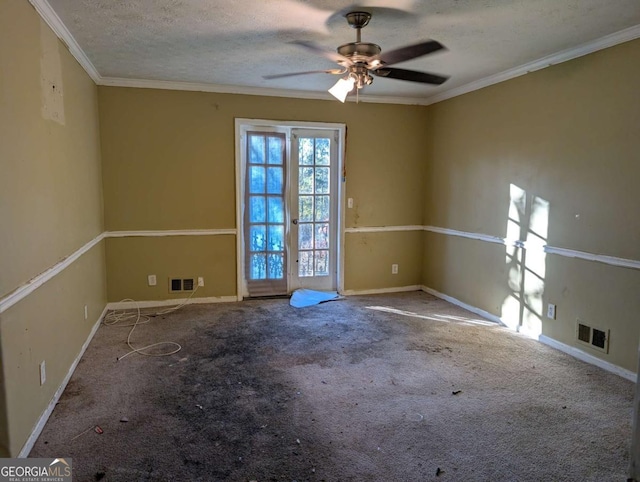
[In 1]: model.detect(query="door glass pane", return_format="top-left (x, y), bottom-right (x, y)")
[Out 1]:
top-left (299, 223), bottom-right (313, 249)
top-left (315, 138), bottom-right (330, 165)
top-left (299, 251), bottom-right (313, 277)
top-left (315, 195), bottom-right (329, 221)
top-left (250, 253), bottom-right (267, 279)
top-left (299, 138), bottom-right (314, 165)
top-left (249, 166), bottom-right (265, 193)
top-left (315, 223), bottom-right (329, 249)
top-left (267, 167), bottom-right (283, 194)
top-left (268, 225), bottom-right (284, 252)
top-left (249, 196), bottom-right (266, 222)
top-left (315, 250), bottom-right (329, 275)
top-left (267, 253), bottom-right (284, 279)
top-left (299, 167), bottom-right (314, 194)
top-left (250, 225), bottom-right (266, 251)
top-left (267, 137), bottom-right (283, 165)
top-left (299, 196), bottom-right (314, 222)
top-left (267, 197), bottom-right (284, 223)
top-left (315, 167), bottom-right (329, 194)
top-left (250, 136), bottom-right (265, 164)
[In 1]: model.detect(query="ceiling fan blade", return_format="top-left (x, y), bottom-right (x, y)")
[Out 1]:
top-left (374, 40), bottom-right (445, 66)
top-left (373, 68), bottom-right (449, 85)
top-left (291, 40), bottom-right (353, 65)
top-left (263, 69), bottom-right (345, 80)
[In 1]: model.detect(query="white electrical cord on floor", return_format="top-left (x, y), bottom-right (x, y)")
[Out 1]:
top-left (103, 285), bottom-right (200, 361)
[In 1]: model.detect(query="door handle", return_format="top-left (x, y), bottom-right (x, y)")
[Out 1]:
top-left (292, 218), bottom-right (298, 225)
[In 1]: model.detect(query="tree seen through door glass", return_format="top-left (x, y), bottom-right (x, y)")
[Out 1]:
top-left (299, 251), bottom-right (314, 277)
top-left (315, 168), bottom-right (329, 194)
top-left (315, 250), bottom-right (329, 275)
top-left (299, 167), bottom-right (314, 194)
top-left (299, 223), bottom-right (313, 250)
top-left (299, 138), bottom-right (314, 165)
top-left (249, 196), bottom-right (265, 222)
top-left (250, 225), bottom-right (266, 251)
top-left (315, 223), bottom-right (329, 249)
top-left (249, 166), bottom-right (265, 193)
top-left (250, 253), bottom-right (266, 279)
top-left (267, 167), bottom-right (283, 194)
top-left (250, 136), bottom-right (265, 164)
top-left (267, 136), bottom-right (283, 164)
top-left (315, 138), bottom-right (330, 165)
top-left (315, 195), bottom-right (329, 222)
top-left (267, 254), bottom-right (284, 278)
top-left (267, 197), bottom-right (284, 223)
top-left (299, 196), bottom-right (314, 222)
top-left (268, 225), bottom-right (284, 251)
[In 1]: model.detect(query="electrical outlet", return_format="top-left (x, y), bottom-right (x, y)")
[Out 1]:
top-left (547, 303), bottom-right (556, 319)
top-left (148, 274), bottom-right (157, 286)
top-left (198, 277), bottom-right (204, 287)
top-left (40, 360), bottom-right (46, 386)
top-left (84, 305), bottom-right (88, 320)
top-left (391, 264), bottom-right (399, 275)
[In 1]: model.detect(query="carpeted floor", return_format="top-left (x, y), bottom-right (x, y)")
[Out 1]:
top-left (30, 292), bottom-right (634, 481)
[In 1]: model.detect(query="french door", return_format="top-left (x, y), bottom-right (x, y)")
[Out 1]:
top-left (289, 130), bottom-right (339, 291)
top-left (239, 123), bottom-right (341, 298)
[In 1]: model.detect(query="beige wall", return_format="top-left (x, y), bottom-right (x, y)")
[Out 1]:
top-left (0, 0), bottom-right (106, 456)
top-left (98, 88), bottom-right (428, 299)
top-left (346, 231), bottom-right (423, 291)
top-left (423, 39), bottom-right (640, 372)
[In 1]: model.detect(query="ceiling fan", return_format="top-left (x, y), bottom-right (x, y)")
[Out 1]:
top-left (264, 11), bottom-right (449, 102)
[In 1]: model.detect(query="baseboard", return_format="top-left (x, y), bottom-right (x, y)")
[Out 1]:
top-left (538, 335), bottom-right (636, 382)
top-left (18, 304), bottom-right (109, 457)
top-left (341, 285), bottom-right (422, 296)
top-left (420, 286), bottom-right (504, 325)
top-left (107, 295), bottom-right (239, 310)
top-left (422, 286), bottom-right (637, 382)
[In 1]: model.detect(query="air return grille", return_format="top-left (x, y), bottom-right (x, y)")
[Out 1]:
top-left (169, 278), bottom-right (195, 293)
top-left (576, 321), bottom-right (609, 353)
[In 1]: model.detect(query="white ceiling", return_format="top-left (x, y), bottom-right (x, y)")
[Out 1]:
top-left (36, 0), bottom-right (640, 104)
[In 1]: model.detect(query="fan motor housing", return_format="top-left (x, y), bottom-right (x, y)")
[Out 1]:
top-left (337, 42), bottom-right (381, 62)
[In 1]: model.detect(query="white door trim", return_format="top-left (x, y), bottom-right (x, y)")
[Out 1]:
top-left (234, 118), bottom-right (346, 299)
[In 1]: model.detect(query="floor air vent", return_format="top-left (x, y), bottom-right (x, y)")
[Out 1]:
top-left (576, 321), bottom-right (609, 353)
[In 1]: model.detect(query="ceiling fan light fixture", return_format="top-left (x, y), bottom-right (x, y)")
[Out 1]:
top-left (328, 76), bottom-right (355, 102)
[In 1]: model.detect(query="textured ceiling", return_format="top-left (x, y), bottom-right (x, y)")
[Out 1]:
top-left (43, 0), bottom-right (640, 103)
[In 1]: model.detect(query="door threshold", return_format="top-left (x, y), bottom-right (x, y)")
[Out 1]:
top-left (244, 294), bottom-right (291, 301)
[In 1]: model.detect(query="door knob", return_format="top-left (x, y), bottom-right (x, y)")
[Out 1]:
top-left (292, 218), bottom-right (298, 225)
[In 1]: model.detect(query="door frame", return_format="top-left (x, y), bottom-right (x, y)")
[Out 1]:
top-left (234, 118), bottom-right (346, 300)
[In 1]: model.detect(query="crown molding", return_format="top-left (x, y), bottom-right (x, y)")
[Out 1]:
top-left (29, 0), bottom-right (102, 83)
top-left (423, 24), bottom-right (640, 106)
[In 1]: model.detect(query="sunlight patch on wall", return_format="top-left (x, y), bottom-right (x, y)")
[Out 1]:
top-left (502, 184), bottom-right (549, 338)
